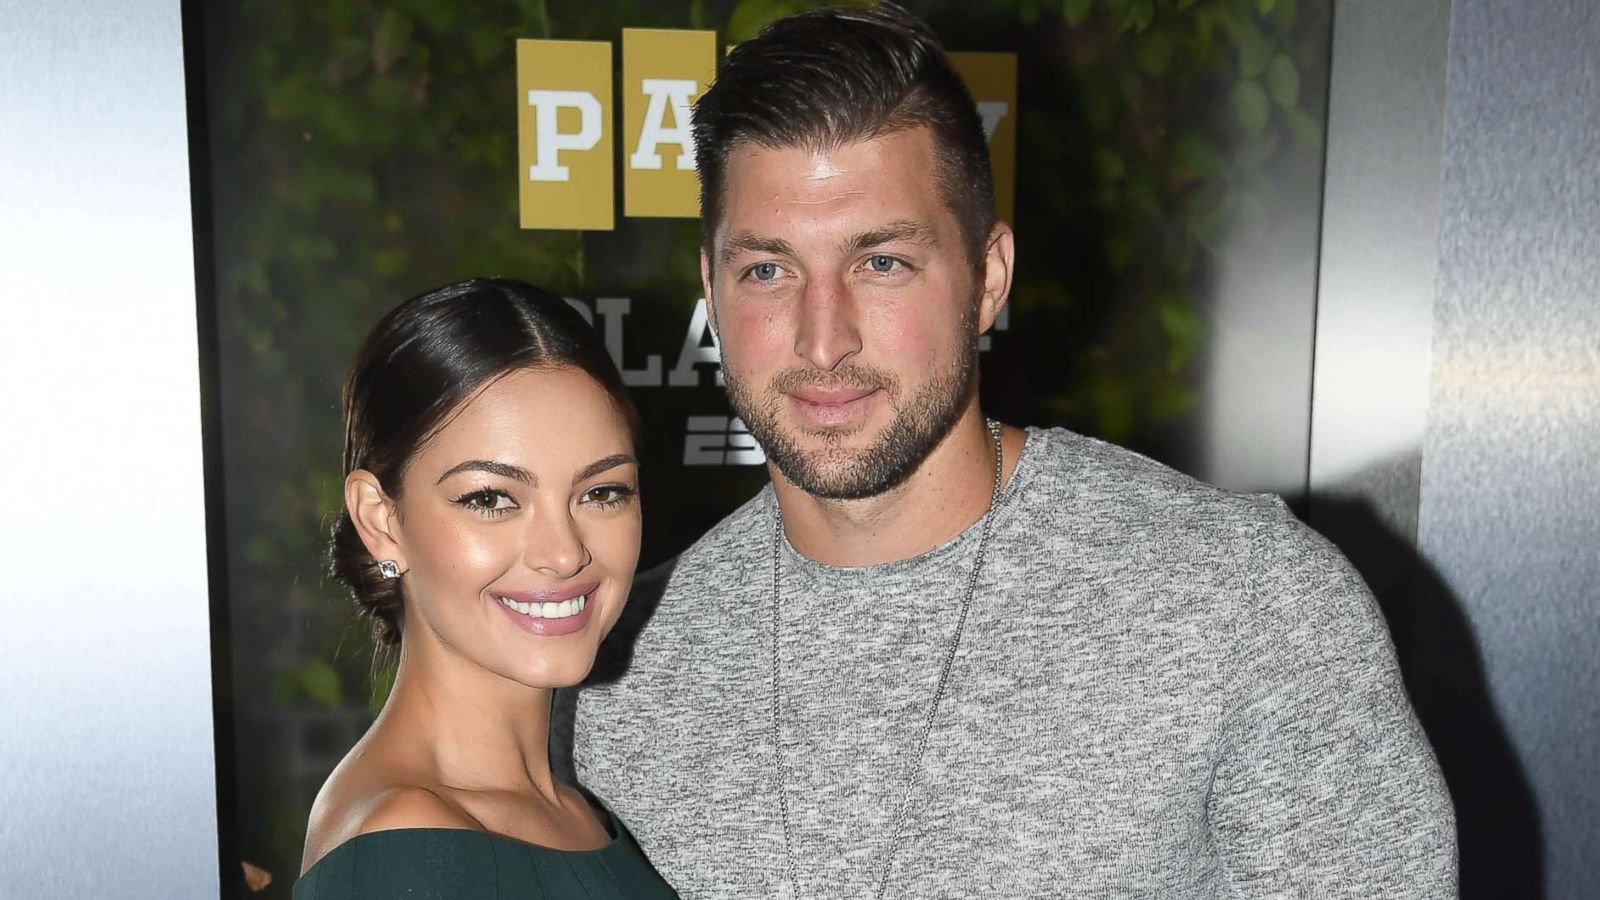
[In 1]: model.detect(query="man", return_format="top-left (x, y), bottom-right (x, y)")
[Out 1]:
top-left (570, 5), bottom-right (1455, 897)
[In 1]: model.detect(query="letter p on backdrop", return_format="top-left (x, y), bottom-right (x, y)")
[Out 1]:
top-left (518, 40), bottom-right (613, 230)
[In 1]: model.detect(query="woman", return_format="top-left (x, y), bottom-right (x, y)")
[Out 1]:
top-left (296, 278), bottom-right (677, 898)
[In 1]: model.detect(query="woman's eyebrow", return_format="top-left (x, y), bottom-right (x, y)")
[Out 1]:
top-left (435, 459), bottom-right (535, 485)
top-left (573, 453), bottom-right (638, 485)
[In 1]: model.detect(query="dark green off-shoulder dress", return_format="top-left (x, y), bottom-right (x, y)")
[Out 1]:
top-left (293, 819), bottom-right (679, 899)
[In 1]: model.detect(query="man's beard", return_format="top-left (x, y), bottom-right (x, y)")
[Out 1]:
top-left (724, 315), bottom-right (979, 501)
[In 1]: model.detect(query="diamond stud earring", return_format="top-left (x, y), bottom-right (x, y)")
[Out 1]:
top-left (376, 560), bottom-right (402, 579)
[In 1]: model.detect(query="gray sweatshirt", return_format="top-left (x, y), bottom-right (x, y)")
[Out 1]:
top-left (568, 427), bottom-right (1456, 898)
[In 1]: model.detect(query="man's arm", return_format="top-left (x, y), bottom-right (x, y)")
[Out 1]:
top-left (1208, 517), bottom-right (1457, 897)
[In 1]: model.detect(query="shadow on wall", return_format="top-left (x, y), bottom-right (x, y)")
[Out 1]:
top-left (1308, 489), bottom-right (1543, 899)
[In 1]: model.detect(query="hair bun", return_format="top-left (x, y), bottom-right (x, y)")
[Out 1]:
top-left (328, 510), bottom-right (403, 646)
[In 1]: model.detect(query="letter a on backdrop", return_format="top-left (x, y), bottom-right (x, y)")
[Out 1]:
top-left (518, 40), bottom-right (614, 230)
top-left (623, 29), bottom-right (716, 218)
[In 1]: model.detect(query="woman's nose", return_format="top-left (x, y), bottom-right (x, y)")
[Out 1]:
top-left (522, 506), bottom-right (590, 578)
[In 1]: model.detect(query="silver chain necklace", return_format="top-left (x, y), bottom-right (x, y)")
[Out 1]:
top-left (769, 419), bottom-right (1005, 900)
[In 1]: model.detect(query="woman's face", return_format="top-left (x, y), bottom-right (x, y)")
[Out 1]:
top-left (383, 366), bottom-right (640, 689)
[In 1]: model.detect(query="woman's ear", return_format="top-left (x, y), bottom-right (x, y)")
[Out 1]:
top-left (345, 470), bottom-right (404, 569)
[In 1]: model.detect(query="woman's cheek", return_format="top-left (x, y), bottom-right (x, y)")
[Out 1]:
top-left (409, 513), bottom-right (506, 598)
top-left (450, 520), bottom-right (507, 575)
top-left (591, 515), bottom-right (642, 616)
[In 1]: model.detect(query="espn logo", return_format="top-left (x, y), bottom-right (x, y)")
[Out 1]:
top-left (684, 416), bottom-right (765, 466)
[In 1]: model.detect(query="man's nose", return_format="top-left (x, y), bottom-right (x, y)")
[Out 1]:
top-left (792, 274), bottom-right (862, 372)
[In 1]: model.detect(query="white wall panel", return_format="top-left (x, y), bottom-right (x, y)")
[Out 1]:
top-left (1418, 1), bottom-right (1600, 894)
top-left (1308, 0), bottom-right (1451, 540)
top-left (0, 0), bottom-right (220, 894)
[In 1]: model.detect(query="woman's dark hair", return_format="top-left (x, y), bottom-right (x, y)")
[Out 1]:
top-left (330, 278), bottom-right (635, 646)
top-left (692, 3), bottom-right (995, 267)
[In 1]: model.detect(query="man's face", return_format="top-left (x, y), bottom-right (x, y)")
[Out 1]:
top-left (702, 126), bottom-right (1008, 499)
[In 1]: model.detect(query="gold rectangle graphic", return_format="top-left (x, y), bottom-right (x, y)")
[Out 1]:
top-left (517, 39), bottom-right (615, 231)
top-left (622, 28), bottom-right (718, 219)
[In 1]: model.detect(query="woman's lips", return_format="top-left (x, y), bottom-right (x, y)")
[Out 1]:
top-left (786, 386), bottom-right (882, 427)
top-left (495, 581), bottom-right (597, 604)
top-left (492, 581), bottom-right (599, 637)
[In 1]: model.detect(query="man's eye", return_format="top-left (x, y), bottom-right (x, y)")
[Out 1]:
top-left (867, 255), bottom-right (900, 274)
top-left (749, 262), bottom-right (780, 281)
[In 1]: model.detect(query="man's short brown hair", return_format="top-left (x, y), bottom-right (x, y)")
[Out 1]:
top-left (692, 3), bottom-right (996, 268)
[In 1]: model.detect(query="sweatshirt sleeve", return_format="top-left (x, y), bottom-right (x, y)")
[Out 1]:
top-left (1207, 513), bottom-right (1457, 897)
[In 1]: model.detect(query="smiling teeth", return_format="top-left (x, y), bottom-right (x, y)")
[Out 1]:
top-left (498, 594), bottom-right (587, 619)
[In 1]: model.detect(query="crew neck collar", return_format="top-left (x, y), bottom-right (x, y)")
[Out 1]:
top-left (770, 426), bottom-right (1043, 580)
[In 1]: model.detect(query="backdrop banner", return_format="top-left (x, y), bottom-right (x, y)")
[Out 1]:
top-left (194, 2), bottom-right (1330, 894)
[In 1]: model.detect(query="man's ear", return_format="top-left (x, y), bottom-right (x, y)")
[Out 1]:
top-left (700, 246), bottom-right (718, 340)
top-left (345, 470), bottom-right (405, 570)
top-left (976, 222), bottom-right (1015, 334)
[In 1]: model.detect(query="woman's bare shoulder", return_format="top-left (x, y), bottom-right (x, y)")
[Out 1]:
top-left (300, 738), bottom-right (479, 874)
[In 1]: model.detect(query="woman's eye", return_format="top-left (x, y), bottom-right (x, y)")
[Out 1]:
top-left (866, 255), bottom-right (900, 274)
top-left (457, 489), bottom-right (516, 513)
top-left (749, 262), bottom-right (780, 282)
top-left (583, 484), bottom-right (637, 509)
